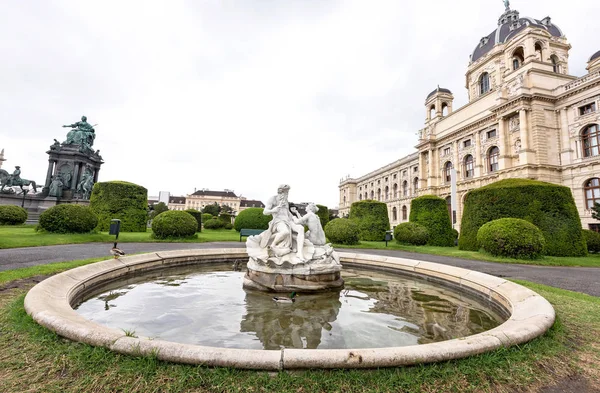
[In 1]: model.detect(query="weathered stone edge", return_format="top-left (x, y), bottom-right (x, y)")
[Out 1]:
top-left (23, 249), bottom-right (555, 370)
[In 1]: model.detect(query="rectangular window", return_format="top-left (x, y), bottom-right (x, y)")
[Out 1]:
top-left (463, 139), bottom-right (471, 148)
top-left (443, 147), bottom-right (451, 156)
top-left (579, 103), bottom-right (597, 116)
top-left (487, 129), bottom-right (497, 139)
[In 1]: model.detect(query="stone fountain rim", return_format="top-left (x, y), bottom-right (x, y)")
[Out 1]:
top-left (23, 248), bottom-right (555, 370)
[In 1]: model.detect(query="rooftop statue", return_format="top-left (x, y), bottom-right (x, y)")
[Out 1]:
top-left (62, 116), bottom-right (96, 152)
top-left (503, 0), bottom-right (510, 11)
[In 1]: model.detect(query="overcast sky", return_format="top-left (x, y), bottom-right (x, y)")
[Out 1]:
top-left (1, 0), bottom-right (599, 208)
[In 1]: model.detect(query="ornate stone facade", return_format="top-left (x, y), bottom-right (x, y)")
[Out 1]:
top-left (339, 6), bottom-right (600, 231)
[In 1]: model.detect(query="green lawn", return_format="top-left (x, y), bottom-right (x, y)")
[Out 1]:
top-left (0, 225), bottom-right (239, 249)
top-left (0, 276), bottom-right (598, 392)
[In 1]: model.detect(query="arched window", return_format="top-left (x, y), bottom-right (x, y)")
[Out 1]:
top-left (479, 73), bottom-right (490, 95)
top-left (444, 161), bottom-right (453, 183)
top-left (464, 155), bottom-right (474, 178)
top-left (551, 55), bottom-right (560, 73)
top-left (512, 47), bottom-right (525, 70)
top-left (359, 194), bottom-right (363, 201)
top-left (488, 146), bottom-right (500, 172)
top-left (534, 42), bottom-right (543, 61)
top-left (365, 192), bottom-right (368, 200)
top-left (429, 105), bottom-right (436, 119)
top-left (442, 103), bottom-right (448, 117)
top-left (370, 190), bottom-right (374, 199)
top-left (402, 181), bottom-right (408, 197)
top-left (445, 196), bottom-right (452, 219)
top-left (392, 207), bottom-right (397, 221)
top-left (585, 178), bottom-right (600, 209)
top-left (583, 124), bottom-right (600, 157)
top-left (343, 196), bottom-right (346, 206)
top-left (402, 205), bottom-right (407, 221)
top-left (393, 183), bottom-right (398, 198)
top-left (413, 177), bottom-right (419, 193)
top-left (377, 188), bottom-right (381, 201)
top-left (385, 186), bottom-right (389, 200)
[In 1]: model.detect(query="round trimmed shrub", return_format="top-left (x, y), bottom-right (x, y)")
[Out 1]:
top-left (348, 201), bottom-right (390, 241)
top-left (324, 218), bottom-right (360, 245)
top-left (394, 222), bottom-right (429, 246)
top-left (233, 208), bottom-right (272, 232)
top-left (452, 228), bottom-right (459, 241)
top-left (582, 229), bottom-right (600, 253)
top-left (477, 218), bottom-right (545, 259)
top-left (459, 179), bottom-right (586, 257)
top-left (316, 204), bottom-right (329, 229)
top-left (90, 181), bottom-right (148, 232)
top-left (39, 204), bottom-right (98, 233)
top-left (409, 195), bottom-right (455, 247)
top-left (0, 205), bottom-right (28, 225)
top-left (219, 213), bottom-right (232, 224)
top-left (185, 209), bottom-right (202, 232)
top-left (202, 213), bottom-right (213, 223)
top-left (204, 217), bottom-right (225, 229)
top-left (224, 222), bottom-right (233, 230)
top-left (152, 210), bottom-right (198, 239)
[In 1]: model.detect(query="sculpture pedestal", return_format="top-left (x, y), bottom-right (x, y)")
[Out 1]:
top-left (243, 242), bottom-right (344, 293)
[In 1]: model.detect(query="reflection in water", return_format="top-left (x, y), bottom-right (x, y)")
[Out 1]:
top-left (75, 264), bottom-right (504, 349)
top-left (240, 290), bottom-right (341, 349)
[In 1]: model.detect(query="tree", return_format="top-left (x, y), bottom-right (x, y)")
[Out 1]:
top-left (220, 204), bottom-right (233, 214)
top-left (592, 202), bottom-right (600, 221)
top-left (202, 202), bottom-right (221, 216)
top-left (149, 202), bottom-right (168, 219)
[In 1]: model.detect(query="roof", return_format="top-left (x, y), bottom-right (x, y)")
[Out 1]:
top-left (590, 50), bottom-right (600, 62)
top-left (426, 87), bottom-right (452, 100)
top-left (169, 196), bottom-right (186, 204)
top-left (240, 199), bottom-right (265, 208)
top-left (472, 9), bottom-right (563, 62)
top-left (190, 190), bottom-right (238, 198)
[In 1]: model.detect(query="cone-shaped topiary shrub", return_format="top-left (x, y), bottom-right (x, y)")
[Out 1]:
top-left (89, 181), bottom-right (148, 232)
top-left (204, 217), bottom-right (226, 229)
top-left (409, 195), bottom-right (455, 247)
top-left (185, 209), bottom-right (202, 232)
top-left (459, 179), bottom-right (586, 256)
top-left (582, 229), bottom-right (600, 253)
top-left (349, 200), bottom-right (390, 241)
top-left (233, 208), bottom-right (272, 232)
top-left (152, 210), bottom-right (198, 239)
top-left (324, 218), bottom-right (360, 245)
top-left (39, 204), bottom-right (98, 233)
top-left (394, 222), bottom-right (429, 246)
top-left (0, 205), bottom-right (28, 225)
top-left (477, 218), bottom-right (545, 259)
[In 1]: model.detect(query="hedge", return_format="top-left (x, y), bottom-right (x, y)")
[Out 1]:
top-left (219, 213), bottom-right (232, 224)
top-left (394, 222), bottom-right (429, 246)
top-left (38, 204), bottom-right (98, 234)
top-left (316, 204), bottom-right (329, 229)
top-left (324, 218), bottom-right (360, 245)
top-left (233, 208), bottom-right (272, 232)
top-left (0, 205), bottom-right (28, 225)
top-left (152, 210), bottom-right (198, 239)
top-left (89, 181), bottom-right (148, 232)
top-left (204, 217), bottom-right (226, 229)
top-left (348, 200), bottom-right (390, 241)
top-left (202, 213), bottom-right (213, 223)
top-left (582, 229), bottom-right (600, 253)
top-left (184, 209), bottom-right (202, 232)
top-left (459, 179), bottom-right (586, 256)
top-left (409, 195), bottom-right (454, 247)
top-left (477, 218), bottom-right (546, 259)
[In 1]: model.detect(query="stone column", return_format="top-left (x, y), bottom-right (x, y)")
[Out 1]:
top-left (427, 149), bottom-right (435, 188)
top-left (474, 131), bottom-right (482, 177)
top-left (418, 152), bottom-right (426, 190)
top-left (453, 141), bottom-right (460, 180)
top-left (71, 163), bottom-right (80, 191)
top-left (559, 107), bottom-right (572, 165)
top-left (519, 109), bottom-right (531, 165)
top-left (44, 160), bottom-right (55, 188)
top-left (498, 116), bottom-right (508, 170)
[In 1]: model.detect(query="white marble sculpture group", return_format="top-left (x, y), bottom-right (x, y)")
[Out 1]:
top-left (244, 184), bottom-right (343, 292)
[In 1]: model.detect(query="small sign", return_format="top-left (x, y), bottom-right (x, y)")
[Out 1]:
top-left (109, 219), bottom-right (121, 236)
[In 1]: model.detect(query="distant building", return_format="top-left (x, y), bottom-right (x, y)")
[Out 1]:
top-left (158, 191), bottom-right (170, 204)
top-left (168, 196), bottom-right (187, 211)
top-left (239, 199), bottom-right (265, 211)
top-left (186, 189), bottom-right (240, 212)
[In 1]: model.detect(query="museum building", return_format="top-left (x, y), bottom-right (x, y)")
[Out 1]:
top-left (338, 5), bottom-right (600, 231)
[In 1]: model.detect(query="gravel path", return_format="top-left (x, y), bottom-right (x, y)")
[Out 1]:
top-left (0, 242), bottom-right (599, 297)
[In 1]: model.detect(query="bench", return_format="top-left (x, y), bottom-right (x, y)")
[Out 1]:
top-left (239, 228), bottom-right (265, 242)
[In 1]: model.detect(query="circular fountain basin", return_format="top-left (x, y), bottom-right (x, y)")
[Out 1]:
top-left (24, 249), bottom-right (555, 370)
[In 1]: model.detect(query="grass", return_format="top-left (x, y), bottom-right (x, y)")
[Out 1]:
top-left (336, 241), bottom-right (600, 267)
top-left (0, 225), bottom-right (239, 249)
top-left (0, 278), bottom-right (598, 392)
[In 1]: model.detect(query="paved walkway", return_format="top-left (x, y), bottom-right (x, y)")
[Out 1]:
top-left (1, 242), bottom-right (599, 297)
